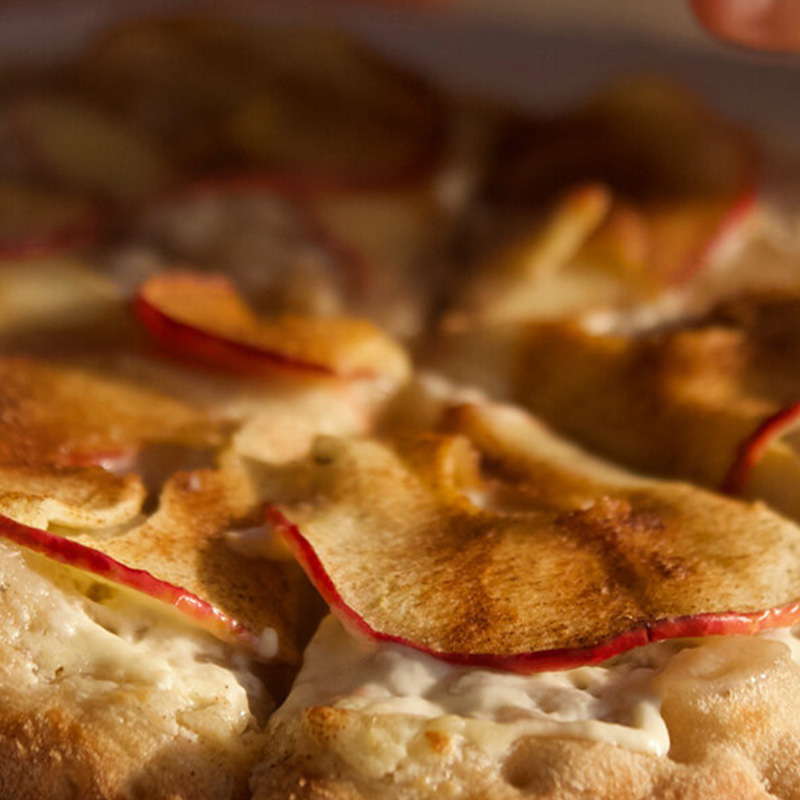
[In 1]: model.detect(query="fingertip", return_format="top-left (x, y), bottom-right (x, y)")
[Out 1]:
top-left (690, 0), bottom-right (800, 52)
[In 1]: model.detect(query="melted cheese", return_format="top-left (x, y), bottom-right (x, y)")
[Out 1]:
top-left (278, 615), bottom-right (800, 779)
top-left (0, 541), bottom-right (264, 741)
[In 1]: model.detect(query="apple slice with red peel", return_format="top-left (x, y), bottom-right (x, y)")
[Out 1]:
top-left (577, 79), bottom-right (758, 286)
top-left (0, 356), bottom-right (223, 470)
top-left (0, 178), bottom-right (100, 258)
top-left (721, 401), bottom-right (800, 500)
top-left (469, 79), bottom-right (759, 319)
top-left (135, 272), bottom-right (410, 381)
top-left (0, 470), bottom-right (304, 663)
top-left (7, 95), bottom-right (175, 204)
top-left (270, 401), bottom-right (800, 673)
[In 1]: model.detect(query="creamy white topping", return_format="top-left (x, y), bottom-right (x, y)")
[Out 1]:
top-left (0, 541), bottom-right (264, 741)
top-left (278, 615), bottom-right (800, 779)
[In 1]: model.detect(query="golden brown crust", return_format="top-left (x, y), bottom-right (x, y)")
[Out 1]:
top-left (253, 691), bottom-right (800, 800)
top-left (253, 723), bottom-right (784, 800)
top-left (0, 703), bottom-right (256, 800)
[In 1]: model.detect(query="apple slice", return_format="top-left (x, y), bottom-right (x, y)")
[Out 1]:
top-left (0, 356), bottom-right (223, 469)
top-left (720, 401), bottom-right (800, 517)
top-left (577, 79), bottom-right (757, 286)
top-left (0, 178), bottom-right (100, 258)
top-left (447, 184), bottom-right (616, 326)
top-left (270, 401), bottom-right (800, 672)
top-left (134, 272), bottom-right (410, 381)
top-left (0, 470), bottom-right (305, 663)
top-left (460, 80), bottom-right (758, 323)
top-left (722, 402), bottom-right (800, 495)
top-left (0, 464), bottom-right (144, 531)
top-left (7, 95), bottom-right (175, 204)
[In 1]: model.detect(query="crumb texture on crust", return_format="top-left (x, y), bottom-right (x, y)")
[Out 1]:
top-left (253, 687), bottom-right (800, 800)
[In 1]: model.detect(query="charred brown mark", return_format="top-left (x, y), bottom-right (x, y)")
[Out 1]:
top-left (559, 496), bottom-right (691, 593)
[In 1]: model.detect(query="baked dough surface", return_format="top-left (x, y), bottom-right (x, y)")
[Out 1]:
top-left (0, 540), bottom-right (269, 800)
top-left (1, 14), bottom-right (800, 800)
top-left (253, 635), bottom-right (800, 800)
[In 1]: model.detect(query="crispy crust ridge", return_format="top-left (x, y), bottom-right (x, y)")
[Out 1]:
top-left (253, 690), bottom-right (800, 800)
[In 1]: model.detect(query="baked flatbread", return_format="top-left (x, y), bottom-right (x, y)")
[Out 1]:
top-left (1, 13), bottom-right (800, 800)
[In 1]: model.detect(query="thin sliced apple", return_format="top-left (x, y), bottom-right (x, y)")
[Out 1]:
top-left (463, 79), bottom-right (758, 322)
top-left (135, 272), bottom-right (410, 381)
top-left (722, 402), bottom-right (800, 495)
top-left (270, 401), bottom-right (800, 672)
top-left (0, 356), bottom-right (223, 469)
top-left (437, 297), bottom-right (800, 525)
top-left (0, 464), bottom-right (144, 531)
top-left (0, 470), bottom-right (305, 663)
top-left (7, 95), bottom-right (175, 204)
top-left (0, 178), bottom-right (100, 258)
top-left (448, 184), bottom-right (616, 326)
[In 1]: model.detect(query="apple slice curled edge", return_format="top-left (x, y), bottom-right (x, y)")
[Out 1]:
top-left (721, 401), bottom-right (800, 496)
top-left (486, 79), bottom-right (760, 290)
top-left (0, 470), bottom-right (303, 663)
top-left (134, 272), bottom-right (410, 381)
top-left (0, 512), bottom-right (242, 633)
top-left (269, 402), bottom-right (800, 673)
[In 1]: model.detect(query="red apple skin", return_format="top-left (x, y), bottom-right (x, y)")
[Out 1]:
top-left (133, 281), bottom-right (338, 379)
top-left (721, 401), bottom-right (800, 496)
top-left (135, 271), bottom-right (401, 381)
top-left (0, 511), bottom-right (259, 653)
top-left (673, 184), bottom-right (759, 286)
top-left (269, 505), bottom-right (800, 674)
top-left (60, 446), bottom-right (139, 471)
